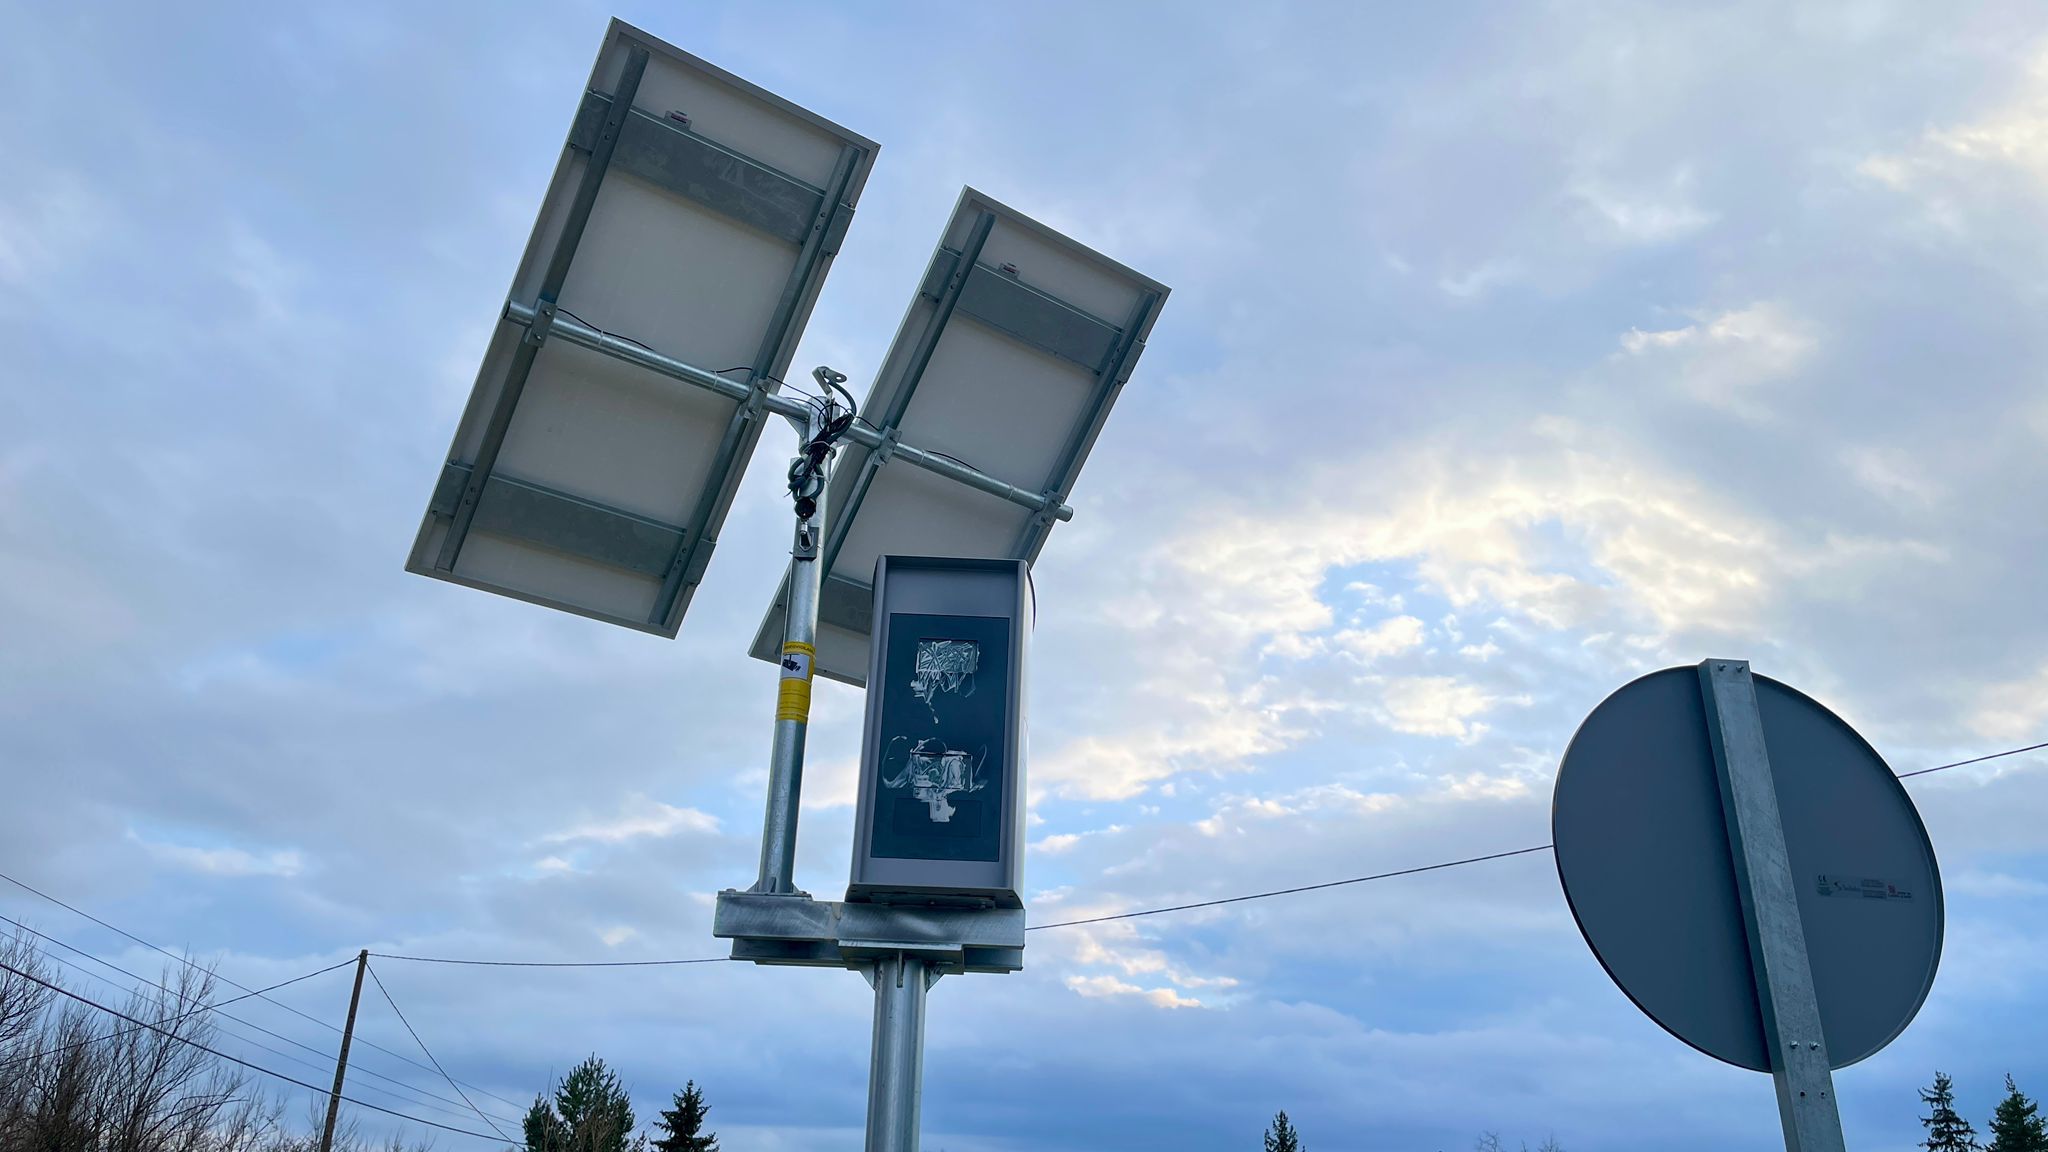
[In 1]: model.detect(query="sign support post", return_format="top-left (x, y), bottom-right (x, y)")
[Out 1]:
top-left (750, 393), bottom-right (837, 896)
top-left (865, 953), bottom-right (936, 1151)
top-left (1698, 659), bottom-right (1848, 1152)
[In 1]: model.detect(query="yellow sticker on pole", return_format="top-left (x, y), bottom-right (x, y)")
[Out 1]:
top-left (775, 641), bottom-right (816, 723)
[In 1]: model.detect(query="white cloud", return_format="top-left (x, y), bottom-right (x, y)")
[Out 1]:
top-left (1620, 303), bottom-right (1816, 418)
top-left (1333, 615), bottom-right (1428, 661)
top-left (1856, 47), bottom-right (2048, 242)
top-left (1062, 974), bottom-right (1205, 1009)
top-left (1373, 675), bottom-right (1520, 741)
top-left (1035, 700), bottom-right (1292, 802)
top-left (1970, 662), bottom-right (2048, 742)
top-left (539, 796), bottom-right (719, 844)
top-left (1438, 258), bottom-right (1523, 299)
top-left (127, 831), bottom-right (302, 878)
top-left (1570, 172), bottom-right (1716, 243)
top-left (1038, 418), bottom-right (1942, 803)
top-left (599, 925), bottom-right (637, 947)
top-left (1840, 445), bottom-right (1942, 509)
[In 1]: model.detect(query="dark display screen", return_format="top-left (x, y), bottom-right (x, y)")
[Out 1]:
top-left (868, 612), bottom-right (1009, 863)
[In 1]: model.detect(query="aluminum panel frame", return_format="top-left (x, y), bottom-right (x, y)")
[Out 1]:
top-left (407, 18), bottom-right (876, 636)
top-left (749, 187), bottom-right (1168, 684)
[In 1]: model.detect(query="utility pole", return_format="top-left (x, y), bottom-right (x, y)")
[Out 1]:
top-left (320, 949), bottom-right (370, 1152)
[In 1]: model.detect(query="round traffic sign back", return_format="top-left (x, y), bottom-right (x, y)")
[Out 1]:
top-left (1553, 667), bottom-right (1942, 1071)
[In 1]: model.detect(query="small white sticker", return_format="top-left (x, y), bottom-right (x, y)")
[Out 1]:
top-left (780, 651), bottom-right (813, 680)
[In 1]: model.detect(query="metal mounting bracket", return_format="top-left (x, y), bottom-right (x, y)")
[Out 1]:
top-left (520, 298), bottom-right (558, 347)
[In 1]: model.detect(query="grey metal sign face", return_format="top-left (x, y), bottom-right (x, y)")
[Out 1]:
top-left (749, 188), bottom-right (1167, 685)
top-left (407, 20), bottom-right (876, 635)
top-left (850, 557), bottom-right (1031, 908)
top-left (1553, 667), bottom-right (1943, 1071)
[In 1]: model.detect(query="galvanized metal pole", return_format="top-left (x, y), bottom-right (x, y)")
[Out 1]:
top-left (750, 402), bottom-right (834, 895)
top-left (318, 950), bottom-right (370, 1152)
top-left (865, 953), bottom-right (934, 1152)
top-left (1698, 660), bottom-right (1848, 1152)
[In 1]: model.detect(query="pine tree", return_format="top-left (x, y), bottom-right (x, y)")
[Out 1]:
top-left (652, 1080), bottom-right (719, 1152)
top-left (1989, 1075), bottom-right (2048, 1152)
top-left (1263, 1110), bottom-right (1303, 1152)
top-left (1923, 1071), bottom-right (1983, 1152)
top-left (525, 1055), bottom-right (639, 1152)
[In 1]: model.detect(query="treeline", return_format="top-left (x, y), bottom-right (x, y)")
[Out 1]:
top-left (1252, 1071), bottom-right (2048, 1152)
top-left (0, 930), bottom-right (720, 1152)
top-left (519, 1055), bottom-right (716, 1152)
top-left (1920, 1070), bottom-right (2048, 1151)
top-left (0, 931), bottom-right (415, 1152)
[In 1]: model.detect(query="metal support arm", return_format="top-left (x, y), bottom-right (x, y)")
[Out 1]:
top-left (500, 301), bottom-right (1073, 524)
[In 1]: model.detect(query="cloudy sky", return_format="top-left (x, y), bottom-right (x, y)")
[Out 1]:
top-left (5, 1), bottom-right (2048, 1149)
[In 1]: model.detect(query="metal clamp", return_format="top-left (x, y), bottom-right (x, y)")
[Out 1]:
top-left (1033, 489), bottom-right (1063, 526)
top-left (519, 299), bottom-right (559, 348)
top-left (871, 427), bottom-right (901, 465)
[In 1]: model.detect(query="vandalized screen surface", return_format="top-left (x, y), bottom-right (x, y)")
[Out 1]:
top-left (869, 612), bottom-right (1010, 862)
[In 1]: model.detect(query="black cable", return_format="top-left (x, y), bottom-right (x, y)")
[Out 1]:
top-left (847, 414), bottom-right (985, 474)
top-left (0, 954), bottom-right (351, 1075)
top-left (923, 448), bottom-right (980, 472)
top-left (366, 963), bottom-right (510, 1140)
top-left (371, 953), bottom-right (730, 969)
top-left (2, 948), bottom-right (491, 1128)
top-left (0, 917), bottom-right (523, 1125)
top-left (1026, 741), bottom-right (2045, 932)
top-left (367, 737), bottom-right (2048, 963)
top-left (0, 959), bottom-right (507, 1143)
top-left (1897, 740), bottom-right (2048, 778)
top-left (1027, 845), bottom-right (1557, 931)
top-left (12, 740), bottom-right (2035, 990)
top-left (0, 870), bottom-right (529, 1112)
top-left (554, 307), bottom-right (653, 353)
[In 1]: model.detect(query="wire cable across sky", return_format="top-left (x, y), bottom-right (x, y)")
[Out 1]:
top-left (365, 736), bottom-right (2048, 961)
top-left (0, 869), bottom-right (529, 1112)
top-left (0, 916), bottom-right (525, 1126)
top-left (368, 962), bottom-right (513, 1140)
top-left (0, 958), bottom-right (508, 1143)
top-left (6, 740), bottom-right (2039, 976)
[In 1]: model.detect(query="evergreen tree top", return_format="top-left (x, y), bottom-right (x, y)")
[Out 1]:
top-left (1922, 1071), bottom-right (1983, 1152)
top-left (1989, 1074), bottom-right (2048, 1152)
top-left (653, 1079), bottom-right (719, 1152)
top-left (1263, 1109), bottom-right (1303, 1152)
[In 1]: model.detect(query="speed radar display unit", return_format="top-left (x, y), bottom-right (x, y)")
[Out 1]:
top-left (849, 556), bottom-right (1031, 908)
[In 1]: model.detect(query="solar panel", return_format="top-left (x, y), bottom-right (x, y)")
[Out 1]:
top-left (748, 188), bottom-right (1168, 684)
top-left (408, 19), bottom-right (876, 635)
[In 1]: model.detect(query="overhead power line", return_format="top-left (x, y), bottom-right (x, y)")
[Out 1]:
top-left (0, 870), bottom-right (529, 1113)
top-left (372, 952), bottom-right (732, 968)
top-left (1026, 843), bottom-right (1557, 931)
top-left (8, 739), bottom-right (2037, 984)
top-left (1029, 740), bottom-right (2042, 930)
top-left (367, 963), bottom-right (511, 1140)
top-left (0, 917), bottom-right (525, 1127)
top-left (1896, 739), bottom-right (2048, 778)
top-left (367, 738), bottom-right (2048, 962)
top-left (0, 951), bottom-right (351, 1076)
top-left (0, 958), bottom-right (506, 1143)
